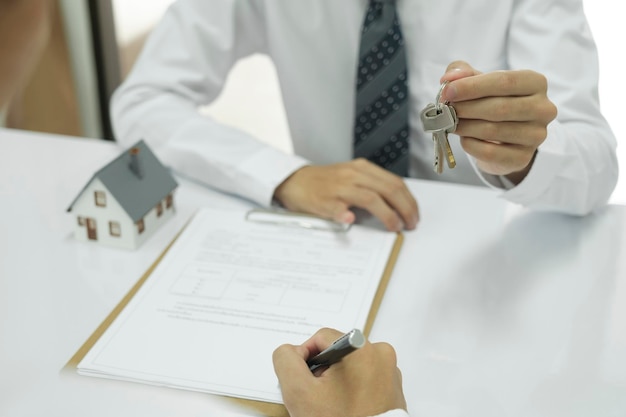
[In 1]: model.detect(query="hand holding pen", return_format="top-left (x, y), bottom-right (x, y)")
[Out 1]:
top-left (272, 327), bottom-right (407, 417)
top-left (306, 328), bottom-right (365, 373)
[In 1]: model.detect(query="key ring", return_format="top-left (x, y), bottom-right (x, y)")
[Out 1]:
top-left (435, 81), bottom-right (449, 112)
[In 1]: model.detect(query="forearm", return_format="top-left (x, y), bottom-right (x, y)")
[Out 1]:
top-left (110, 0), bottom-right (310, 206)
top-left (111, 87), bottom-right (308, 206)
top-left (476, 0), bottom-right (618, 213)
top-left (499, 120), bottom-right (617, 214)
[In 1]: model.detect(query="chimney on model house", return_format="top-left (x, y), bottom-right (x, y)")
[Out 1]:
top-left (128, 147), bottom-right (143, 179)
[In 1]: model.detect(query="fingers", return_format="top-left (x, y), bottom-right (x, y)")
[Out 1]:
top-left (456, 119), bottom-right (548, 148)
top-left (322, 160), bottom-right (417, 231)
top-left (272, 328), bottom-right (353, 388)
top-left (272, 342), bottom-right (323, 415)
top-left (272, 343), bottom-right (313, 387)
top-left (273, 328), bottom-right (346, 375)
top-left (301, 328), bottom-right (344, 356)
top-left (460, 136), bottom-right (536, 175)
top-left (452, 95), bottom-right (555, 123)
top-left (273, 328), bottom-right (347, 408)
top-left (328, 203), bottom-right (356, 225)
top-left (434, 62), bottom-right (558, 181)
top-left (443, 69), bottom-right (552, 105)
top-left (273, 328), bottom-right (408, 417)
top-left (337, 187), bottom-right (404, 232)
top-left (274, 161), bottom-right (419, 232)
top-left (350, 160), bottom-right (420, 229)
top-left (440, 60), bottom-right (481, 83)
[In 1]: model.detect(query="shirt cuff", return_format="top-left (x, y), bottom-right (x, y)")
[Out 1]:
top-left (474, 166), bottom-right (516, 190)
top-left (470, 121), bottom-right (566, 206)
top-left (468, 157), bottom-right (511, 190)
top-left (239, 146), bottom-right (310, 207)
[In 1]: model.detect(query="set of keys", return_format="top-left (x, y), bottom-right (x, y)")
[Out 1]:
top-left (419, 81), bottom-right (458, 174)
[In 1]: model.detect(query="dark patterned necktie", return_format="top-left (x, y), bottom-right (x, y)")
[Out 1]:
top-left (353, 0), bottom-right (409, 176)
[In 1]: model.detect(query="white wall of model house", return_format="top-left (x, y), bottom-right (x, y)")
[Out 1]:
top-left (71, 178), bottom-right (175, 250)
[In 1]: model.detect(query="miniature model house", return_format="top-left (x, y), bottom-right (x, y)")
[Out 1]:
top-left (67, 140), bottom-right (178, 250)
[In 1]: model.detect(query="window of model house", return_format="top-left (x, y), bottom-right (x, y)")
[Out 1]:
top-left (109, 221), bottom-right (121, 237)
top-left (95, 191), bottom-right (107, 207)
top-left (165, 193), bottom-right (173, 209)
top-left (156, 201), bottom-right (163, 217)
top-left (136, 218), bottom-right (145, 234)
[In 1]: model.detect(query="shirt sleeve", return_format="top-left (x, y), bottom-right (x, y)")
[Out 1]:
top-left (472, 0), bottom-right (618, 215)
top-left (110, 0), bottom-right (309, 207)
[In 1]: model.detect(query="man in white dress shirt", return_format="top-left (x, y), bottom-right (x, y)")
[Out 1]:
top-left (112, 1), bottom-right (617, 232)
top-left (110, 2), bottom-right (617, 415)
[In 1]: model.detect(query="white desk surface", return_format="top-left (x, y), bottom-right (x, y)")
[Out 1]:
top-left (2, 128), bottom-right (625, 417)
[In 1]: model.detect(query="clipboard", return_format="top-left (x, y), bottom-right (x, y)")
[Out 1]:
top-left (245, 208), bottom-right (352, 232)
top-left (65, 208), bottom-right (404, 417)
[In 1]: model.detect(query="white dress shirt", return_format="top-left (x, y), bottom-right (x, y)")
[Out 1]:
top-left (112, 0), bottom-right (618, 215)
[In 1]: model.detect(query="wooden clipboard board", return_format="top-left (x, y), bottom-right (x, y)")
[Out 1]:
top-left (65, 215), bottom-right (404, 417)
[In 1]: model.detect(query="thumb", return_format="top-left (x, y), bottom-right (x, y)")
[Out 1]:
top-left (327, 202), bottom-right (355, 225)
top-left (273, 344), bottom-right (312, 383)
top-left (440, 60), bottom-right (482, 83)
top-left (440, 60), bottom-right (483, 102)
top-left (440, 61), bottom-right (481, 82)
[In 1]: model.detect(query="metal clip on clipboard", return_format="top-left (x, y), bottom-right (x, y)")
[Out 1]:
top-left (245, 208), bottom-right (351, 232)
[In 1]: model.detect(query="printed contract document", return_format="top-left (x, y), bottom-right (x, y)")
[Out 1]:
top-left (77, 207), bottom-right (400, 403)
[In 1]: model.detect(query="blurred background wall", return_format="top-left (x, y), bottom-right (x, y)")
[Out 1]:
top-left (1, 0), bottom-right (82, 136)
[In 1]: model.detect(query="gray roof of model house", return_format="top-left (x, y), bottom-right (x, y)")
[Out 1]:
top-left (67, 140), bottom-right (178, 222)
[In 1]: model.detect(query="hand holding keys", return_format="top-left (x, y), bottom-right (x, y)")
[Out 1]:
top-left (420, 82), bottom-right (458, 174)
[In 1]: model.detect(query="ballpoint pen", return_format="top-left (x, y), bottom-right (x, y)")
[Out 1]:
top-left (306, 328), bottom-right (365, 373)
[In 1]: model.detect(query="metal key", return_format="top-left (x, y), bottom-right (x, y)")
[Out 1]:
top-left (437, 104), bottom-right (457, 169)
top-left (431, 131), bottom-right (444, 174)
top-left (420, 102), bottom-right (458, 173)
top-left (435, 81), bottom-right (457, 171)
